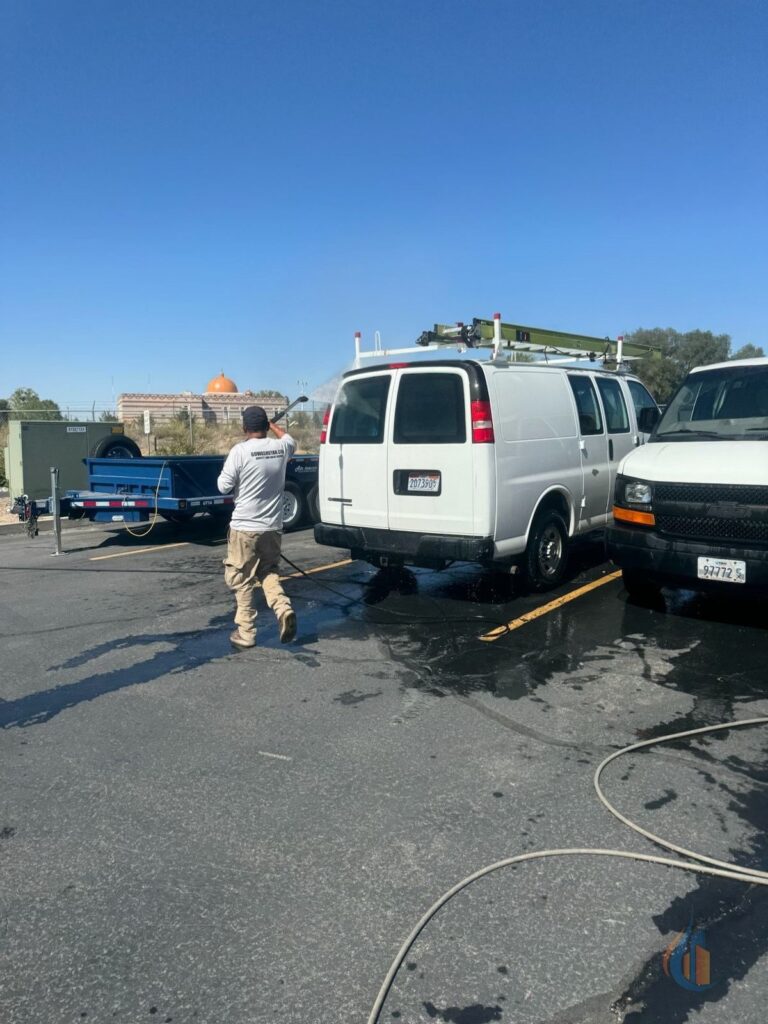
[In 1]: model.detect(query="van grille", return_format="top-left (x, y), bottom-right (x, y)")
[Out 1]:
top-left (655, 483), bottom-right (768, 505)
top-left (655, 515), bottom-right (768, 544)
top-left (654, 482), bottom-right (768, 546)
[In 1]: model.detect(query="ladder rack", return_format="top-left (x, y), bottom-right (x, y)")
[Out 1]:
top-left (353, 315), bottom-right (661, 367)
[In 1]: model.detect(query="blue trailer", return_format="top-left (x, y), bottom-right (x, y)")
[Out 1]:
top-left (15, 453), bottom-right (319, 533)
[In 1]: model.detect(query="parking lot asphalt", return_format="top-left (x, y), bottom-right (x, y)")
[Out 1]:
top-left (1, 520), bottom-right (767, 1024)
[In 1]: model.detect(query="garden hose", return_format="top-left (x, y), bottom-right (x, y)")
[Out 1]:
top-left (367, 717), bottom-right (768, 1023)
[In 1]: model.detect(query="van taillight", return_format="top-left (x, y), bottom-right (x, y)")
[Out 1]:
top-left (320, 408), bottom-right (330, 444)
top-left (471, 400), bottom-right (495, 443)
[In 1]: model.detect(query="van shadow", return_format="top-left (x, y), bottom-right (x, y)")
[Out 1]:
top-left (361, 536), bottom-right (608, 608)
top-left (631, 585), bottom-right (768, 633)
top-left (0, 615), bottom-right (235, 730)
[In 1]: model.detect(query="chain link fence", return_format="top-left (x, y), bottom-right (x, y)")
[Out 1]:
top-left (0, 402), bottom-right (329, 466)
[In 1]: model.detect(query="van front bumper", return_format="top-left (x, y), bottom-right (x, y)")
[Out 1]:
top-left (314, 523), bottom-right (494, 566)
top-left (606, 524), bottom-right (768, 589)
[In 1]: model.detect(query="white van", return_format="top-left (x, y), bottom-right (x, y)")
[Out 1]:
top-left (608, 357), bottom-right (768, 597)
top-left (314, 359), bottom-right (659, 588)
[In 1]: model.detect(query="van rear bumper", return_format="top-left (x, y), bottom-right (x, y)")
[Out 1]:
top-left (314, 523), bottom-right (494, 566)
top-left (606, 524), bottom-right (768, 589)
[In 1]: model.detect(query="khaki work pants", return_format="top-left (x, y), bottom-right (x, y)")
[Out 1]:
top-left (223, 528), bottom-right (292, 642)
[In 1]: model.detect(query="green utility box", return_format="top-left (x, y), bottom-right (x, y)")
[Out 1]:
top-left (4, 421), bottom-right (126, 501)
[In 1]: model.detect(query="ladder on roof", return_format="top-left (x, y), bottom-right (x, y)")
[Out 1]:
top-left (354, 315), bottom-right (661, 366)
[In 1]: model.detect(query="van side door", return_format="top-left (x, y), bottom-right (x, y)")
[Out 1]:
top-left (595, 376), bottom-right (635, 517)
top-left (567, 375), bottom-right (611, 531)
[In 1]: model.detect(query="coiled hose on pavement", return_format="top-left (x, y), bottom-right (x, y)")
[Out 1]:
top-left (366, 717), bottom-right (768, 1023)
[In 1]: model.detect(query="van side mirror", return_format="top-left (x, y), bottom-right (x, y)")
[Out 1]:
top-left (638, 406), bottom-right (660, 433)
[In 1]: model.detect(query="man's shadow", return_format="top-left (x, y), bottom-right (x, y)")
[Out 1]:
top-left (0, 614), bottom-right (234, 730)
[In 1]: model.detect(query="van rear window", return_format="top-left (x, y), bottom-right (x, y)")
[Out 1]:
top-left (394, 372), bottom-right (466, 444)
top-left (330, 375), bottom-right (391, 444)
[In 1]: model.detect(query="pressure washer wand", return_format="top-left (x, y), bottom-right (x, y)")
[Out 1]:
top-left (272, 395), bottom-right (309, 423)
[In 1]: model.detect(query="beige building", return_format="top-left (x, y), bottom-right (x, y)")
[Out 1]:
top-left (117, 373), bottom-right (288, 425)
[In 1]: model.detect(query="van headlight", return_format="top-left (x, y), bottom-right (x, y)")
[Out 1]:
top-left (624, 480), bottom-right (653, 505)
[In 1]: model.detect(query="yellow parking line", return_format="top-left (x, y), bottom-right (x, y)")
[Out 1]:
top-left (90, 542), bottom-right (190, 561)
top-left (280, 558), bottom-right (352, 580)
top-left (479, 570), bottom-right (622, 642)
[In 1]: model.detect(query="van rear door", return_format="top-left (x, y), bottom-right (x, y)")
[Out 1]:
top-left (387, 368), bottom-right (478, 536)
top-left (322, 371), bottom-right (392, 528)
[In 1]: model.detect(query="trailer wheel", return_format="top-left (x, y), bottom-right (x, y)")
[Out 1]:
top-left (524, 510), bottom-right (568, 591)
top-left (90, 434), bottom-right (142, 459)
top-left (282, 482), bottom-right (306, 531)
top-left (160, 510), bottom-right (196, 525)
top-left (307, 484), bottom-right (320, 523)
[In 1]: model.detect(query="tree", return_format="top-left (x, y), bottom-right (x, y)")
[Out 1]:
top-left (98, 410), bottom-right (119, 422)
top-left (625, 328), bottom-right (731, 404)
top-left (0, 399), bottom-right (9, 426)
top-left (8, 387), bottom-right (63, 421)
top-left (731, 343), bottom-right (765, 360)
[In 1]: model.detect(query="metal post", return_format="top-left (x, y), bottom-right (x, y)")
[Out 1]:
top-left (187, 403), bottom-right (194, 451)
top-left (50, 467), bottom-right (62, 556)
top-left (493, 312), bottom-right (502, 360)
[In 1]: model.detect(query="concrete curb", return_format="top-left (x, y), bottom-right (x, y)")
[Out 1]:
top-left (0, 517), bottom-right (103, 538)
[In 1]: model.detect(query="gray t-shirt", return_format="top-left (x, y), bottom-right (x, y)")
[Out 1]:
top-left (217, 434), bottom-right (297, 532)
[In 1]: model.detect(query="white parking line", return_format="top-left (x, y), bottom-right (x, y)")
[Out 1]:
top-left (90, 542), bottom-right (190, 561)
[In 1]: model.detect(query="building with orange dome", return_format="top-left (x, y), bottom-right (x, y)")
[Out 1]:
top-left (117, 374), bottom-right (287, 426)
top-left (206, 372), bottom-right (239, 394)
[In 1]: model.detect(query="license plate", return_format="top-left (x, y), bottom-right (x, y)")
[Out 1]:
top-left (407, 472), bottom-right (440, 494)
top-left (697, 557), bottom-right (746, 583)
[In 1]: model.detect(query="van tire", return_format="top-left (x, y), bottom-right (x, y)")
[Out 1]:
top-left (282, 482), bottom-right (306, 531)
top-left (307, 484), bottom-right (320, 523)
top-left (524, 510), bottom-right (568, 591)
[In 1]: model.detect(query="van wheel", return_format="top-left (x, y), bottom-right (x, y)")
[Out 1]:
top-left (282, 482), bottom-right (306, 531)
top-left (307, 484), bottom-right (320, 523)
top-left (524, 511), bottom-right (568, 591)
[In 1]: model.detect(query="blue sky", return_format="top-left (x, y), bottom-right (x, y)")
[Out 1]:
top-left (2, 0), bottom-right (766, 408)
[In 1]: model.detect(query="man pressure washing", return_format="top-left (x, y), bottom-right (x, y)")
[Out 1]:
top-left (217, 405), bottom-right (297, 648)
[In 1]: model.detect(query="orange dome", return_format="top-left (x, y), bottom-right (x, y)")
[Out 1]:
top-left (206, 371), bottom-right (238, 394)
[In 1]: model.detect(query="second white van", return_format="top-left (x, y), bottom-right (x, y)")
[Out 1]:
top-left (314, 359), bottom-right (659, 589)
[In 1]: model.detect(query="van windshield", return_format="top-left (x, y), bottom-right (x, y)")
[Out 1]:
top-left (654, 365), bottom-right (768, 441)
top-left (330, 374), bottom-right (391, 444)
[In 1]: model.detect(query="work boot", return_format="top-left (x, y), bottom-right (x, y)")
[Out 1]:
top-left (278, 609), bottom-right (297, 644)
top-left (230, 629), bottom-right (256, 649)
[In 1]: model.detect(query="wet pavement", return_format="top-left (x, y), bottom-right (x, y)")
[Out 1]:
top-left (0, 520), bottom-right (766, 1023)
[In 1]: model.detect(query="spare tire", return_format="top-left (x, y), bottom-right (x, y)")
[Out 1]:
top-left (90, 434), bottom-right (142, 459)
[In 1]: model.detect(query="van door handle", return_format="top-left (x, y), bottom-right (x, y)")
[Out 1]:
top-left (609, 439), bottom-right (614, 460)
